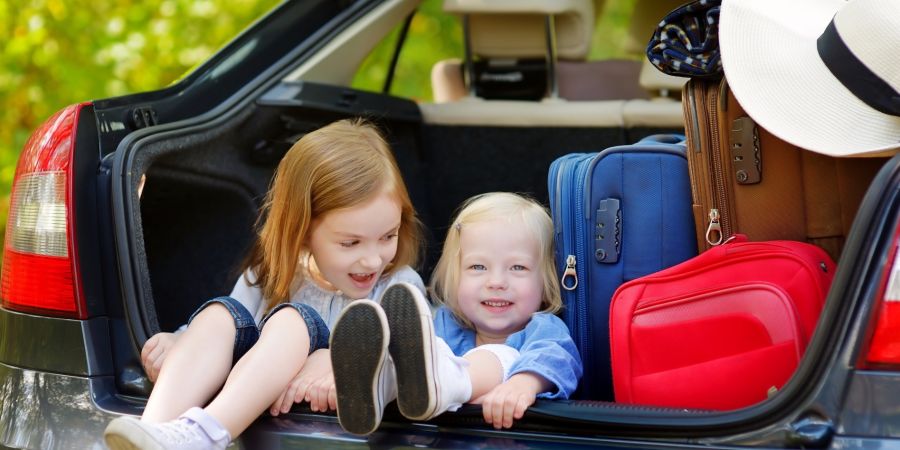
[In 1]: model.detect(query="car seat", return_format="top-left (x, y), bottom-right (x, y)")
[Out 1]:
top-left (431, 0), bottom-right (647, 102)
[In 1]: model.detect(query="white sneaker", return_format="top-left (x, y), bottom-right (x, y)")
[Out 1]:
top-left (330, 299), bottom-right (397, 435)
top-left (380, 283), bottom-right (471, 421)
top-left (104, 407), bottom-right (230, 450)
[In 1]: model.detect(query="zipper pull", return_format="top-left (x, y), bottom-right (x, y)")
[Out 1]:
top-left (561, 255), bottom-right (578, 291)
top-left (705, 208), bottom-right (723, 246)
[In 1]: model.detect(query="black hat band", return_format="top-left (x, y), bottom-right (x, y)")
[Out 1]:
top-left (817, 18), bottom-right (900, 116)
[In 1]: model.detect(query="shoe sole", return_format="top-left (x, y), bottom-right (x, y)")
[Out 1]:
top-left (104, 417), bottom-right (164, 450)
top-left (330, 301), bottom-right (388, 435)
top-left (381, 283), bottom-right (437, 420)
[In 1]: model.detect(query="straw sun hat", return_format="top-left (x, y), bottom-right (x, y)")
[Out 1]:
top-left (720, 0), bottom-right (900, 157)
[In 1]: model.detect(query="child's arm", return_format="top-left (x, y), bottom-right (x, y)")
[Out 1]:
top-left (140, 332), bottom-right (180, 382)
top-left (475, 314), bottom-right (583, 428)
top-left (269, 348), bottom-right (336, 415)
top-left (478, 372), bottom-right (552, 429)
top-left (504, 314), bottom-right (583, 400)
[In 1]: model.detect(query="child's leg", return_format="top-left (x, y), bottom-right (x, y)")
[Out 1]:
top-left (142, 298), bottom-right (255, 422)
top-left (463, 348), bottom-right (504, 399)
top-left (330, 299), bottom-right (396, 435)
top-left (105, 302), bottom-right (325, 450)
top-left (381, 283), bottom-right (472, 421)
top-left (204, 303), bottom-right (327, 438)
top-left (463, 344), bottom-right (520, 402)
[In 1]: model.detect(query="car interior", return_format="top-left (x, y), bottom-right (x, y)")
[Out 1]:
top-left (131, 0), bottom-right (877, 416)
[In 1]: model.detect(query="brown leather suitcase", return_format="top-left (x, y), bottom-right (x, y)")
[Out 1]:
top-left (682, 78), bottom-right (888, 261)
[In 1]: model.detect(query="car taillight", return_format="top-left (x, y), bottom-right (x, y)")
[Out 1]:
top-left (0, 103), bottom-right (89, 319)
top-left (862, 227), bottom-right (900, 367)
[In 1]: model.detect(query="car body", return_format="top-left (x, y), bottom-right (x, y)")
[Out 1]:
top-left (2, 0), bottom-right (900, 448)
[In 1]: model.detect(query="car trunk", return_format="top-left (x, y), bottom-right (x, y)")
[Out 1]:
top-left (110, 79), bottom-right (900, 443)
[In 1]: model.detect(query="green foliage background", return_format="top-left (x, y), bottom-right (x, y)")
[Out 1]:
top-left (1, 0), bottom-right (637, 261)
top-left (0, 0), bottom-right (283, 258)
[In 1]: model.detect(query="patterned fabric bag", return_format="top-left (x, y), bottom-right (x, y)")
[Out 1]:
top-left (646, 0), bottom-right (723, 78)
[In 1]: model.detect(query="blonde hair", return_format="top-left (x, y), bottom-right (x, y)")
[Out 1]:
top-left (245, 118), bottom-right (422, 311)
top-left (429, 192), bottom-right (561, 330)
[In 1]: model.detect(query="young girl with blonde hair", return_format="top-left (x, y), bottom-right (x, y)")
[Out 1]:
top-left (331, 192), bottom-right (582, 434)
top-left (105, 118), bottom-right (425, 449)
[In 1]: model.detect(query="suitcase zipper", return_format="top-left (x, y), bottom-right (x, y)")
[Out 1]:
top-left (706, 84), bottom-right (725, 236)
top-left (561, 255), bottom-right (577, 289)
top-left (574, 157), bottom-right (592, 362)
top-left (706, 208), bottom-right (723, 245)
top-left (553, 154), bottom-right (586, 350)
top-left (553, 158), bottom-right (579, 291)
top-left (713, 81), bottom-right (736, 241)
top-left (686, 80), bottom-right (731, 250)
top-left (707, 82), bottom-right (731, 243)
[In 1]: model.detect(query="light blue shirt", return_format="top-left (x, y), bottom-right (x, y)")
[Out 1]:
top-left (433, 307), bottom-right (583, 399)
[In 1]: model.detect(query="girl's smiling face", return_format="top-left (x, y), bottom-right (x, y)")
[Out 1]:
top-left (456, 217), bottom-right (544, 344)
top-left (307, 189), bottom-right (401, 299)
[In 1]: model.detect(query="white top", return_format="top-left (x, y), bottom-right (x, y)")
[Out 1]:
top-left (228, 264), bottom-right (425, 329)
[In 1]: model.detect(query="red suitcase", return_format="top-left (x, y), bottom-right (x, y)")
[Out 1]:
top-left (609, 236), bottom-right (835, 410)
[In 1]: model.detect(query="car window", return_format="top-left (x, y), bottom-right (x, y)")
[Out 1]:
top-left (351, 0), bottom-right (461, 101)
top-left (350, 0), bottom-right (642, 102)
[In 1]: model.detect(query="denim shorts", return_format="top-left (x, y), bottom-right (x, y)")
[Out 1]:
top-left (188, 296), bottom-right (330, 364)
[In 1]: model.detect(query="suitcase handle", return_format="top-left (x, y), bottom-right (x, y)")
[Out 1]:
top-left (637, 134), bottom-right (686, 145)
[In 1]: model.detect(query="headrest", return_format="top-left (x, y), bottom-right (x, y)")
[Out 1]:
top-left (638, 58), bottom-right (687, 95)
top-left (443, 0), bottom-right (595, 60)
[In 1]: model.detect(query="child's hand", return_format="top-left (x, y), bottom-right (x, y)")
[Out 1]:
top-left (140, 332), bottom-right (179, 383)
top-left (270, 348), bottom-right (336, 415)
top-left (479, 373), bottom-right (547, 429)
top-left (300, 349), bottom-right (336, 412)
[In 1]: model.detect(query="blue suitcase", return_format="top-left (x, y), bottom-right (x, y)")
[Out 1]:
top-left (548, 135), bottom-right (697, 400)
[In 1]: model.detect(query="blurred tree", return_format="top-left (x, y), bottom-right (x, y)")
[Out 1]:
top-left (352, 0), bottom-right (462, 102)
top-left (0, 0), bottom-right (279, 259)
